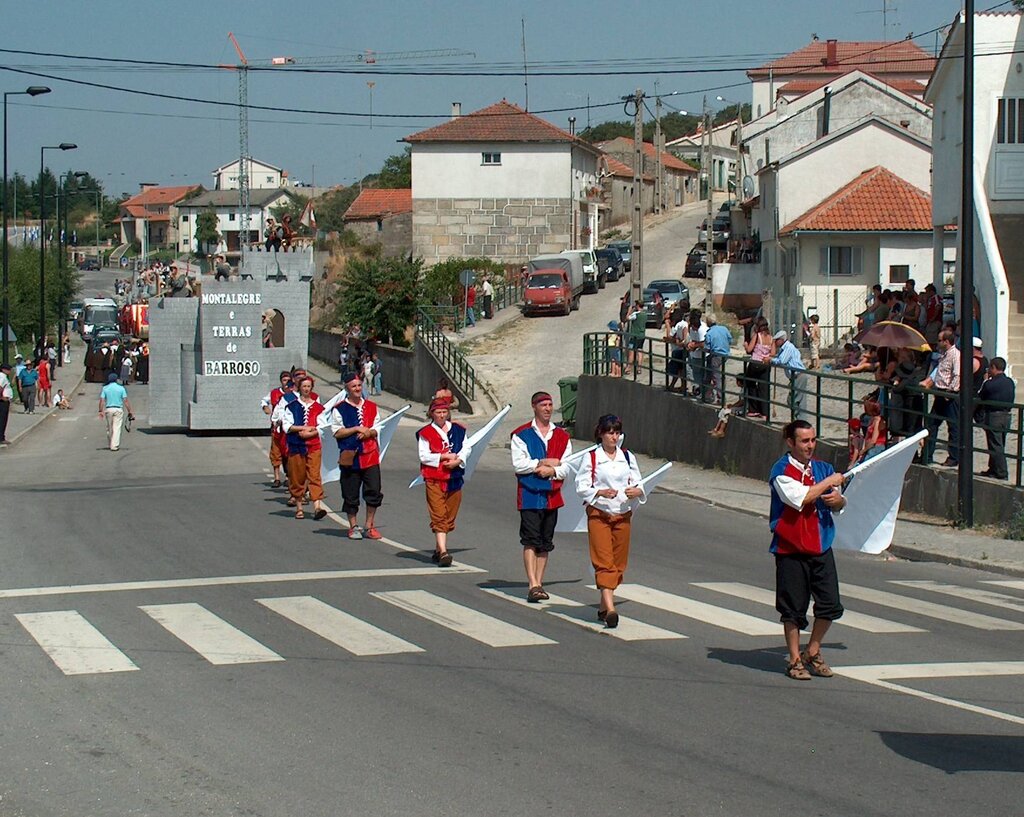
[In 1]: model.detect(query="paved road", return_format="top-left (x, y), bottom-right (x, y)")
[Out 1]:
top-left (1, 379), bottom-right (1022, 816)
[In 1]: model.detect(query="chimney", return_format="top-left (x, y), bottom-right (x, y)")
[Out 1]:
top-left (139, 182), bottom-right (158, 193)
top-left (825, 39), bottom-right (838, 66)
top-left (451, 102), bottom-right (461, 120)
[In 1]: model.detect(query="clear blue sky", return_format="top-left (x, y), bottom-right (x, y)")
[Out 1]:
top-left (1, 0), bottom-right (969, 198)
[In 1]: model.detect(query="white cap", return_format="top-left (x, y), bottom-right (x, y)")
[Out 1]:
top-left (973, 336), bottom-right (983, 349)
top-left (773, 330), bottom-right (788, 341)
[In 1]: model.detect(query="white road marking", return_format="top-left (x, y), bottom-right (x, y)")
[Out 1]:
top-left (834, 661), bottom-right (1024, 726)
top-left (840, 583), bottom-right (1024, 630)
top-left (694, 582), bottom-right (926, 634)
top-left (257, 595), bottom-right (423, 656)
top-left (372, 590), bottom-right (556, 648)
top-left (608, 584), bottom-right (778, 636)
top-left (15, 610), bottom-right (140, 675)
top-left (0, 564), bottom-right (485, 600)
top-left (983, 579), bottom-right (1024, 592)
top-left (321, 503), bottom-right (419, 553)
top-left (140, 603), bottom-right (285, 665)
top-left (56, 416), bottom-right (81, 422)
top-left (891, 580), bottom-right (1024, 615)
top-left (481, 586), bottom-right (686, 642)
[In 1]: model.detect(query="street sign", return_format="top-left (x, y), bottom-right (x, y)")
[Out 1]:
top-left (459, 269), bottom-right (475, 287)
top-left (120, 257), bottom-right (129, 269)
top-left (1, 325), bottom-right (17, 343)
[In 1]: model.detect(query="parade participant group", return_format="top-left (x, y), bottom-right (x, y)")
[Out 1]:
top-left (259, 368), bottom-right (862, 677)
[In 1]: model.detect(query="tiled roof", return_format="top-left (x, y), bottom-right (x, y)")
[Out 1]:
top-left (177, 188), bottom-right (290, 208)
top-left (748, 40), bottom-right (935, 79)
top-left (120, 185), bottom-right (201, 207)
top-left (602, 155), bottom-right (652, 181)
top-left (344, 188), bottom-right (413, 220)
top-left (777, 75), bottom-right (927, 99)
top-left (405, 100), bottom-right (594, 149)
top-left (115, 205), bottom-right (170, 222)
top-left (597, 137), bottom-right (698, 173)
top-left (779, 166), bottom-right (933, 234)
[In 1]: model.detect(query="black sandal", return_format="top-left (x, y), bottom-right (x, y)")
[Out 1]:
top-left (527, 586), bottom-right (545, 603)
top-left (604, 611), bottom-right (619, 629)
top-left (438, 552), bottom-right (453, 567)
top-left (313, 508), bottom-right (327, 520)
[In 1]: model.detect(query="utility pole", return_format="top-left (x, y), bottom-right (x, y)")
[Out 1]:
top-left (958, 0), bottom-right (975, 527)
top-left (704, 97), bottom-right (715, 315)
top-left (628, 88), bottom-right (645, 301)
top-left (654, 92), bottom-right (664, 215)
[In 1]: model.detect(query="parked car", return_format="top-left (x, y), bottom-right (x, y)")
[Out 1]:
top-left (698, 215), bottom-right (731, 245)
top-left (718, 200), bottom-right (737, 214)
top-left (522, 253), bottom-right (584, 316)
top-left (606, 240), bottom-right (632, 271)
top-left (642, 279), bottom-right (690, 326)
top-left (563, 249), bottom-right (605, 292)
top-left (684, 244), bottom-right (707, 278)
top-left (595, 247), bottom-right (624, 282)
top-left (77, 257), bottom-right (101, 271)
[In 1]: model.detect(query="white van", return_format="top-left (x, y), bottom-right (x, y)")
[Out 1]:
top-left (562, 249), bottom-right (605, 293)
top-left (81, 298), bottom-right (118, 341)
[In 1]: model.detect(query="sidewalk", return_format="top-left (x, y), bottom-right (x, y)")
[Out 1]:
top-left (2, 338), bottom-right (88, 447)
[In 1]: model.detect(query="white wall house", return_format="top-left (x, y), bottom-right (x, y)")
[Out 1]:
top-left (213, 158), bottom-right (286, 191)
top-left (667, 119), bottom-right (740, 194)
top-left (742, 70), bottom-right (933, 196)
top-left (751, 116), bottom-right (937, 341)
top-left (406, 100), bottom-right (602, 266)
top-left (927, 10), bottom-right (1024, 372)
top-left (176, 188), bottom-right (293, 257)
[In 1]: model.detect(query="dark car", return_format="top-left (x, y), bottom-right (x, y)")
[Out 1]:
top-left (684, 244), bottom-right (707, 278)
top-left (78, 257), bottom-right (101, 271)
top-left (606, 240), bottom-right (632, 271)
top-left (595, 248), bottom-right (624, 282)
top-left (642, 279), bottom-right (690, 326)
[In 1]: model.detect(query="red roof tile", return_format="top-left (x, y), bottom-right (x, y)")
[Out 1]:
top-left (748, 40), bottom-right (935, 79)
top-left (777, 74), bottom-right (927, 99)
top-left (121, 185), bottom-right (201, 207)
top-left (779, 166), bottom-right (933, 234)
top-left (405, 100), bottom-right (597, 151)
top-left (344, 188), bottom-right (412, 220)
top-left (598, 137), bottom-right (698, 173)
top-left (602, 154), bottom-right (652, 181)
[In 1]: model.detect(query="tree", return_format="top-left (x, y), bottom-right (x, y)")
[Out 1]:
top-left (1014, 0), bottom-right (1024, 9)
top-left (194, 208), bottom-right (220, 255)
top-left (334, 255), bottom-right (422, 346)
top-left (421, 256), bottom-right (505, 305)
top-left (375, 147), bottom-right (412, 189)
top-left (315, 186), bottom-right (360, 233)
top-left (5, 245), bottom-right (78, 345)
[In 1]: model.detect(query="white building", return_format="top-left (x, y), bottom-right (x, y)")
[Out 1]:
top-left (927, 9), bottom-right (1024, 371)
top-left (176, 188), bottom-right (293, 256)
top-left (212, 158), bottom-right (286, 191)
top-left (667, 119), bottom-right (740, 193)
top-left (405, 100), bottom-right (602, 266)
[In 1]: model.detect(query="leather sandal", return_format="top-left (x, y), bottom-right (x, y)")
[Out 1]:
top-left (800, 650), bottom-right (833, 678)
top-left (438, 551), bottom-right (453, 567)
top-left (527, 586), bottom-right (545, 603)
top-left (295, 508), bottom-right (305, 520)
top-left (604, 611), bottom-right (619, 629)
top-left (786, 659), bottom-right (812, 681)
top-left (313, 508), bottom-right (327, 521)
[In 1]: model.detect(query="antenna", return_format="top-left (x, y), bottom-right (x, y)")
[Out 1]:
top-left (521, 18), bottom-right (529, 112)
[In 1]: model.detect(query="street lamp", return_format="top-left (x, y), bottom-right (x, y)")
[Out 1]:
top-left (2, 85), bottom-right (50, 364)
top-left (59, 170), bottom-right (88, 263)
top-left (39, 142), bottom-right (76, 346)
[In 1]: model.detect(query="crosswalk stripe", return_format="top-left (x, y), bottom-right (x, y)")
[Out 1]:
top-left (139, 603), bottom-right (286, 665)
top-left (371, 590), bottom-right (556, 648)
top-left (481, 586), bottom-right (687, 642)
top-left (891, 581), bottom-right (1024, 615)
top-left (257, 596), bottom-right (424, 656)
top-left (608, 584), bottom-right (778, 636)
top-left (983, 579), bottom-right (1024, 592)
top-left (693, 582), bottom-right (926, 633)
top-left (15, 610), bottom-right (140, 675)
top-left (839, 584), bottom-right (1024, 630)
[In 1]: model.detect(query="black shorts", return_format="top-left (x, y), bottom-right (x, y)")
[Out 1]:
top-left (774, 549), bottom-right (844, 631)
top-left (519, 509), bottom-right (558, 553)
top-left (339, 464), bottom-right (383, 515)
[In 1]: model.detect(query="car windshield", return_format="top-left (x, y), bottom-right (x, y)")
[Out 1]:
top-left (528, 273), bottom-right (564, 289)
top-left (608, 242), bottom-right (630, 252)
top-left (648, 281), bottom-right (681, 293)
top-left (596, 251), bottom-right (614, 261)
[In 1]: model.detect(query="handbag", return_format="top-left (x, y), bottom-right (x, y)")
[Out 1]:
top-left (338, 449), bottom-right (356, 467)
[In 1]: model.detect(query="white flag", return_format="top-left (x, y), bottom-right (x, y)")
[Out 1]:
top-left (409, 404), bottom-right (512, 488)
top-left (319, 403), bottom-right (411, 484)
top-left (833, 429), bottom-right (927, 554)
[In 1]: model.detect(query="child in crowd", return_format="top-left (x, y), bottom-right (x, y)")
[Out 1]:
top-left (847, 417), bottom-right (864, 470)
top-left (708, 379), bottom-right (747, 438)
top-left (808, 315), bottom-right (821, 369)
top-left (52, 389), bottom-right (71, 410)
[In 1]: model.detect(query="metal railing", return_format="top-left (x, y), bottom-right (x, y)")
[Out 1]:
top-left (583, 331), bottom-right (1024, 487)
top-left (416, 307), bottom-right (476, 400)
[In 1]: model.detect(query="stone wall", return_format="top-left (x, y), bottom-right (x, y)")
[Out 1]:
top-left (345, 213), bottom-right (413, 258)
top-left (412, 197), bottom-right (572, 267)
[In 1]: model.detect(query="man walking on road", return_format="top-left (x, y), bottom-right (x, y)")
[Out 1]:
top-left (511, 391), bottom-right (572, 602)
top-left (98, 372), bottom-right (134, 452)
top-left (0, 363), bottom-right (13, 445)
top-left (769, 420), bottom-right (846, 681)
top-left (330, 372), bottom-right (384, 540)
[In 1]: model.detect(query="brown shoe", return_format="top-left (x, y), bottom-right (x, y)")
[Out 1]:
top-left (786, 659), bottom-right (812, 681)
top-left (800, 650), bottom-right (833, 678)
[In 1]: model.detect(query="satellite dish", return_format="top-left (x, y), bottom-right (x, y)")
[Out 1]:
top-left (742, 175), bottom-right (755, 199)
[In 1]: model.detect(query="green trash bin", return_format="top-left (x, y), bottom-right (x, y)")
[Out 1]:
top-left (557, 376), bottom-right (578, 432)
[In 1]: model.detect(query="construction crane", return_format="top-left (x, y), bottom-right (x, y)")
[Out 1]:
top-left (220, 36), bottom-right (475, 255)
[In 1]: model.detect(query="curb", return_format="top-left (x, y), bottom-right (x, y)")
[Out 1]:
top-left (5, 365), bottom-right (88, 448)
top-left (652, 484), bottom-right (1024, 578)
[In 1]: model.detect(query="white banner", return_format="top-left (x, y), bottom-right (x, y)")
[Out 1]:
top-left (319, 404), bottom-right (411, 484)
top-left (833, 429), bottom-right (927, 554)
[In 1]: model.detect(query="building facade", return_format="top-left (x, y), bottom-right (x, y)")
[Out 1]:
top-left (343, 188), bottom-right (413, 257)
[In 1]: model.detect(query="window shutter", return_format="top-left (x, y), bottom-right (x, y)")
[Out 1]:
top-left (820, 246), bottom-right (830, 275)
top-left (852, 246), bottom-right (863, 275)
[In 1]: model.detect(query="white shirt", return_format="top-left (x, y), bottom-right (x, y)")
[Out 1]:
top-left (773, 455), bottom-right (844, 512)
top-left (670, 320), bottom-right (688, 343)
top-left (688, 322), bottom-right (708, 347)
top-left (510, 420), bottom-right (572, 481)
top-left (482, 280), bottom-right (494, 297)
top-left (0, 372), bottom-right (12, 401)
top-left (575, 446), bottom-right (645, 515)
top-left (417, 421), bottom-right (473, 468)
top-left (278, 396), bottom-right (320, 433)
